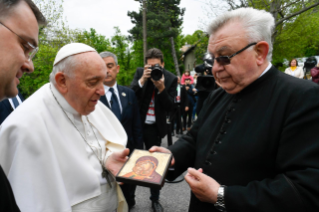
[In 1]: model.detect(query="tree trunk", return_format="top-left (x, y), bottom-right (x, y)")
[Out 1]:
top-left (143, 0), bottom-right (147, 65)
top-left (170, 36), bottom-right (181, 77)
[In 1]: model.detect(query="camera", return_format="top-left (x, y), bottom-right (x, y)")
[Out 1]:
top-left (195, 53), bottom-right (216, 91)
top-left (150, 64), bottom-right (163, 81)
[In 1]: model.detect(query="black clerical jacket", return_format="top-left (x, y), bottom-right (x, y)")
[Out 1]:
top-left (168, 66), bottom-right (319, 212)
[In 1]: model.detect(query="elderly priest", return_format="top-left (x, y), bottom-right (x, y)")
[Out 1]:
top-left (0, 43), bottom-right (129, 212)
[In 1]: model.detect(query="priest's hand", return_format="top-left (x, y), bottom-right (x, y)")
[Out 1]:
top-left (149, 146), bottom-right (175, 166)
top-left (184, 168), bottom-right (220, 204)
top-left (105, 148), bottom-right (130, 176)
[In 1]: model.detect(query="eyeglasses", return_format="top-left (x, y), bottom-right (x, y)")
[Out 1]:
top-left (0, 22), bottom-right (38, 61)
top-left (212, 42), bottom-right (257, 66)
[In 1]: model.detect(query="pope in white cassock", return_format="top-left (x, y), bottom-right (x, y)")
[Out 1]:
top-left (0, 43), bottom-right (130, 212)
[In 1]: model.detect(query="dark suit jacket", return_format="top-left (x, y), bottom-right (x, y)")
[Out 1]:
top-left (99, 85), bottom-right (143, 152)
top-left (0, 92), bottom-right (24, 125)
top-left (130, 68), bottom-right (177, 138)
top-left (168, 66), bottom-right (319, 211)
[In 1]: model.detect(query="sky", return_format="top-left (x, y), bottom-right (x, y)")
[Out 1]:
top-left (63, 0), bottom-right (208, 39)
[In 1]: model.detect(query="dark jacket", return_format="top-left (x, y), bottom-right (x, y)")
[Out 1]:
top-left (130, 68), bottom-right (177, 138)
top-left (168, 66), bottom-right (319, 212)
top-left (184, 84), bottom-right (196, 107)
top-left (99, 85), bottom-right (143, 152)
top-left (0, 92), bottom-right (24, 125)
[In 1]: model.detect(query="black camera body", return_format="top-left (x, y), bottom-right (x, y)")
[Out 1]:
top-left (150, 64), bottom-right (163, 81)
top-left (195, 54), bottom-right (216, 91)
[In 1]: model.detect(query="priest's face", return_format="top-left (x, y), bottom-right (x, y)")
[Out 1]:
top-left (208, 21), bottom-right (263, 94)
top-left (65, 52), bottom-right (106, 115)
top-left (103, 56), bottom-right (120, 87)
top-left (0, 1), bottom-right (38, 101)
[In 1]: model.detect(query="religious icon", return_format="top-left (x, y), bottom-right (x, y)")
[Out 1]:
top-left (116, 149), bottom-right (172, 189)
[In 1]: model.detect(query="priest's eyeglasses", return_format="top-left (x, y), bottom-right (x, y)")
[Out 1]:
top-left (212, 42), bottom-right (257, 66)
top-left (0, 22), bottom-right (38, 61)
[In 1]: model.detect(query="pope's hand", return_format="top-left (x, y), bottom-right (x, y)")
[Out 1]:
top-left (184, 168), bottom-right (220, 204)
top-left (149, 146), bottom-right (175, 166)
top-left (105, 148), bottom-right (130, 176)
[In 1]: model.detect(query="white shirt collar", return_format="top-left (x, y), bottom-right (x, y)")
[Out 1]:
top-left (259, 62), bottom-right (272, 78)
top-left (103, 82), bottom-right (118, 94)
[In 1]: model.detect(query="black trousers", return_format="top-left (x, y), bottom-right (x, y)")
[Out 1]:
top-left (170, 104), bottom-right (183, 134)
top-left (183, 104), bottom-right (193, 129)
top-left (143, 123), bottom-right (162, 201)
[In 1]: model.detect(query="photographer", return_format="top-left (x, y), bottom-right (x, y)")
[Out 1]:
top-left (195, 54), bottom-right (218, 115)
top-left (130, 48), bottom-right (177, 212)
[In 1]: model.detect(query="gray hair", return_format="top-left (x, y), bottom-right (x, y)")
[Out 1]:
top-left (208, 7), bottom-right (275, 61)
top-left (0, 0), bottom-right (47, 25)
top-left (49, 56), bottom-right (78, 84)
top-left (99, 51), bottom-right (118, 65)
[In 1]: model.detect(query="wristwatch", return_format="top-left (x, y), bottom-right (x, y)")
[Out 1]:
top-left (214, 185), bottom-right (227, 212)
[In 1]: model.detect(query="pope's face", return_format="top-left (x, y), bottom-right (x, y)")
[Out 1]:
top-left (103, 56), bottom-right (119, 87)
top-left (64, 52), bottom-right (106, 115)
top-left (208, 21), bottom-right (260, 94)
top-left (0, 1), bottom-right (38, 101)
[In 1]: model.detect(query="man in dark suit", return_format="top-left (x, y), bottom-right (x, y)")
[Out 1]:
top-left (0, 0), bottom-right (46, 211)
top-left (99, 51), bottom-right (143, 210)
top-left (0, 90), bottom-right (24, 125)
top-left (171, 76), bottom-right (188, 137)
top-left (130, 48), bottom-right (177, 212)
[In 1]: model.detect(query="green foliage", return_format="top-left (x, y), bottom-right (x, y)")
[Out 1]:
top-left (128, 0), bottom-right (185, 74)
top-left (110, 27), bottom-right (135, 86)
top-left (73, 28), bottom-right (112, 53)
top-left (179, 30), bottom-right (209, 65)
top-left (273, 9), bottom-right (319, 66)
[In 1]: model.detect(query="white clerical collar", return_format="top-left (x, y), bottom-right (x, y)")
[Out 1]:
top-left (259, 62), bottom-right (272, 78)
top-left (103, 82), bottom-right (118, 94)
top-left (50, 83), bottom-right (80, 117)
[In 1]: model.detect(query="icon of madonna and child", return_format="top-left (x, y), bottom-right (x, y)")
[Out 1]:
top-left (117, 150), bottom-right (172, 187)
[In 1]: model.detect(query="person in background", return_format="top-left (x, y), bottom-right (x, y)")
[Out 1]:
top-left (311, 62), bottom-right (319, 84)
top-left (171, 76), bottom-right (188, 137)
top-left (183, 78), bottom-right (196, 131)
top-left (181, 70), bottom-right (194, 85)
top-left (99, 51), bottom-right (143, 210)
top-left (284, 58), bottom-right (304, 79)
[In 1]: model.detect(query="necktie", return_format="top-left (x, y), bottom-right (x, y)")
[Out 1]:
top-left (109, 88), bottom-right (121, 120)
top-left (12, 97), bottom-right (19, 109)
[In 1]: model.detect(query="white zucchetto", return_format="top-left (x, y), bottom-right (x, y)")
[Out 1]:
top-left (53, 43), bottom-right (96, 66)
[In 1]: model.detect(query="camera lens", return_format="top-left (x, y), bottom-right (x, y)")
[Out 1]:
top-left (151, 64), bottom-right (163, 81)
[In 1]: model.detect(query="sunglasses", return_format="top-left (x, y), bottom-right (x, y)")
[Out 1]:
top-left (212, 42), bottom-right (257, 66)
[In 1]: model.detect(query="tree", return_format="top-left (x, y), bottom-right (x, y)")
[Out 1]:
top-left (110, 27), bottom-right (135, 86)
top-left (128, 0), bottom-right (185, 75)
top-left (179, 30), bottom-right (209, 65)
top-left (200, 0), bottom-right (319, 69)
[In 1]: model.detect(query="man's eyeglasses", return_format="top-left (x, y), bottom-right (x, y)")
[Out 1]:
top-left (0, 22), bottom-right (38, 61)
top-left (212, 42), bottom-right (257, 66)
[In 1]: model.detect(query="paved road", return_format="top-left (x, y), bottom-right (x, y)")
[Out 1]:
top-left (130, 134), bottom-right (191, 212)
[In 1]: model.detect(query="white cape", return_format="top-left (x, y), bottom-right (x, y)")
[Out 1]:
top-left (0, 83), bottom-right (127, 212)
